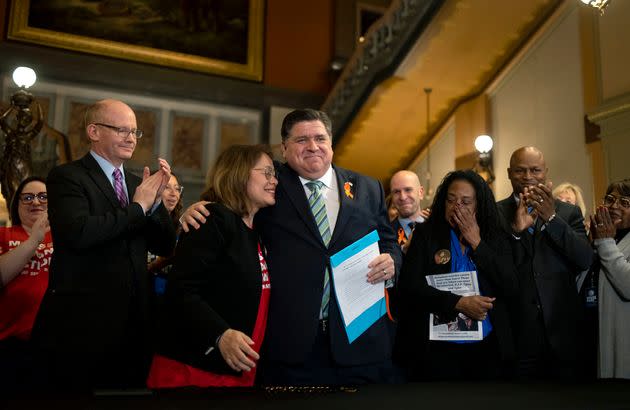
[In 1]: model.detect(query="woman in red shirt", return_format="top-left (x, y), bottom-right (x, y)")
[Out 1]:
top-left (147, 145), bottom-right (276, 388)
top-left (0, 176), bottom-right (52, 390)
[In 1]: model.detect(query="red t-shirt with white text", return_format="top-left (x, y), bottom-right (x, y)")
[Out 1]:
top-left (0, 226), bottom-right (52, 340)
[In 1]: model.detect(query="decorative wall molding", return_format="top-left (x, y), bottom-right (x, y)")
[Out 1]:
top-left (588, 92), bottom-right (630, 133)
top-left (588, 92), bottom-right (630, 184)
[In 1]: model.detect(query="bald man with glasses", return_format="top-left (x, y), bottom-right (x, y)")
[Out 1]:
top-left (33, 99), bottom-right (176, 390)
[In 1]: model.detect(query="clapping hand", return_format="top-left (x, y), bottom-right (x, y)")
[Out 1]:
top-left (526, 182), bottom-right (555, 222)
top-left (512, 191), bottom-right (536, 233)
top-left (133, 158), bottom-right (172, 212)
top-left (30, 213), bottom-right (50, 244)
top-left (590, 205), bottom-right (616, 240)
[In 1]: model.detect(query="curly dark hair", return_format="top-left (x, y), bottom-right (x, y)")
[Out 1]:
top-left (425, 170), bottom-right (500, 240)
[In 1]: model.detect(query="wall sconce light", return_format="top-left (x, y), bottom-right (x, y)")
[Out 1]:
top-left (473, 134), bottom-right (495, 184)
top-left (579, 0), bottom-right (611, 14)
top-left (0, 66), bottom-right (44, 207)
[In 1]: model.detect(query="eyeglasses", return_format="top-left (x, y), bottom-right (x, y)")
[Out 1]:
top-left (164, 184), bottom-right (184, 194)
top-left (92, 123), bottom-right (143, 139)
top-left (446, 196), bottom-right (475, 207)
top-left (253, 167), bottom-right (278, 181)
top-left (603, 194), bottom-right (630, 209)
top-left (19, 192), bottom-right (48, 204)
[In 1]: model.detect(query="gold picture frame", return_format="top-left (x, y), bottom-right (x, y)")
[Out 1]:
top-left (8, 0), bottom-right (264, 81)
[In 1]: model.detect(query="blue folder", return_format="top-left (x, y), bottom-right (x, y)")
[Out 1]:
top-left (330, 230), bottom-right (386, 343)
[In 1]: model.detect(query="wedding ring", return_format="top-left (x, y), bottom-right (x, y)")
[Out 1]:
top-left (539, 198), bottom-right (544, 203)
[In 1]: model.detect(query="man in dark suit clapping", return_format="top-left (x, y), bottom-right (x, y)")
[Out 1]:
top-left (33, 99), bottom-right (176, 390)
top-left (496, 146), bottom-right (592, 379)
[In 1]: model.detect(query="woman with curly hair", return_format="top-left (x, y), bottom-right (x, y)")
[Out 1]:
top-left (394, 170), bottom-right (518, 381)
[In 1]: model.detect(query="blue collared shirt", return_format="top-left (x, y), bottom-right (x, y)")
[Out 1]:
top-left (397, 215), bottom-right (425, 238)
top-left (90, 151), bottom-right (129, 201)
top-left (89, 151), bottom-right (161, 214)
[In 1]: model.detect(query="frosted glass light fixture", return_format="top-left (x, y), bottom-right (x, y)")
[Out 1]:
top-left (12, 66), bottom-right (37, 89)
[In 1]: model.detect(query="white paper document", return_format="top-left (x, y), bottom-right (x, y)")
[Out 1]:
top-left (330, 230), bottom-right (386, 343)
top-left (426, 270), bottom-right (482, 341)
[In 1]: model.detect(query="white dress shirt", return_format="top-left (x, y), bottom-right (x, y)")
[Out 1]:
top-left (299, 166), bottom-right (340, 233)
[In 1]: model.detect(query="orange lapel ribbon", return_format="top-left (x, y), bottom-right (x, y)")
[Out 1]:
top-left (343, 181), bottom-right (354, 199)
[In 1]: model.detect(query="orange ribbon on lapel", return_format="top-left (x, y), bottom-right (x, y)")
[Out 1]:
top-left (343, 181), bottom-right (354, 199)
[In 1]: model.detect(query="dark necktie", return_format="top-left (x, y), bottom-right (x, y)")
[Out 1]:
top-left (113, 168), bottom-right (128, 208)
top-left (527, 206), bottom-right (535, 234)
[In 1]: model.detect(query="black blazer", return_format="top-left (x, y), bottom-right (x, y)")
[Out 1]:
top-left (156, 203), bottom-right (263, 375)
top-left (256, 163), bottom-right (402, 367)
top-left (496, 197), bottom-right (593, 362)
top-left (33, 153), bottom-right (176, 354)
top-left (394, 222), bottom-right (519, 375)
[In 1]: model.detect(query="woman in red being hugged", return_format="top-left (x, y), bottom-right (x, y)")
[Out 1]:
top-left (0, 176), bottom-right (52, 390)
top-left (147, 144), bottom-right (277, 388)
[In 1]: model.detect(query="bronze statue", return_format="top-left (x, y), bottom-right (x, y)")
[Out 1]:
top-left (0, 90), bottom-right (44, 207)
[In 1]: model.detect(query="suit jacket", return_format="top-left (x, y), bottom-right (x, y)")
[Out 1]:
top-left (156, 203), bottom-right (264, 375)
top-left (394, 222), bottom-right (518, 377)
top-left (496, 196), bottom-right (592, 363)
top-left (32, 153), bottom-right (176, 355)
top-left (256, 163), bottom-right (402, 367)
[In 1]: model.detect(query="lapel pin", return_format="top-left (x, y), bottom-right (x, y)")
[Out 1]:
top-left (343, 181), bottom-right (354, 199)
top-left (397, 227), bottom-right (406, 245)
top-left (435, 249), bottom-right (451, 265)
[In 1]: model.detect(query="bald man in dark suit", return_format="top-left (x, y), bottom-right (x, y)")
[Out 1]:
top-left (496, 146), bottom-right (592, 379)
top-left (33, 99), bottom-right (176, 390)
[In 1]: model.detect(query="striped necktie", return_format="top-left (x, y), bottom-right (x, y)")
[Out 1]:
top-left (113, 168), bottom-right (128, 208)
top-left (306, 181), bottom-right (331, 319)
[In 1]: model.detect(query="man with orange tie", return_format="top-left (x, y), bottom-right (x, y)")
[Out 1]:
top-left (386, 170), bottom-right (427, 322)
top-left (389, 170), bottom-right (427, 248)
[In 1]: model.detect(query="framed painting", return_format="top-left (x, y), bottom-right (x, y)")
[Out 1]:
top-left (7, 0), bottom-right (264, 81)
